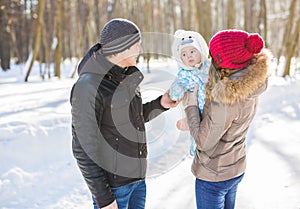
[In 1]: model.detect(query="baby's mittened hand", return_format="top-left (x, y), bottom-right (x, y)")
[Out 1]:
top-left (176, 117), bottom-right (189, 131)
top-left (182, 85), bottom-right (199, 108)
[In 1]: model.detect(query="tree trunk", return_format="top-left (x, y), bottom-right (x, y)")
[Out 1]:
top-left (54, 0), bottom-right (63, 78)
top-left (42, 19), bottom-right (51, 79)
top-left (180, 1), bottom-right (185, 29)
top-left (187, 0), bottom-right (191, 29)
top-left (25, 0), bottom-right (45, 81)
top-left (204, 0), bottom-right (211, 43)
top-left (23, 0), bottom-right (29, 62)
top-left (0, 1), bottom-right (11, 70)
top-left (244, 0), bottom-right (253, 32)
top-left (70, 0), bottom-right (87, 78)
top-left (259, 0), bottom-right (267, 45)
top-left (87, 0), bottom-right (97, 47)
top-left (228, 0), bottom-right (234, 28)
top-left (144, 0), bottom-right (151, 73)
top-left (283, 16), bottom-right (300, 77)
top-left (194, 0), bottom-right (201, 33)
top-left (276, 0), bottom-right (296, 75)
top-left (171, 0), bottom-right (177, 32)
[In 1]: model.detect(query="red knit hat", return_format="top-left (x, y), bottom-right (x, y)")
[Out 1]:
top-left (209, 30), bottom-right (264, 69)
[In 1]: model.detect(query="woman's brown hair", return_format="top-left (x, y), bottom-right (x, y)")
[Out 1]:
top-left (205, 56), bottom-right (257, 101)
top-left (205, 58), bottom-right (230, 101)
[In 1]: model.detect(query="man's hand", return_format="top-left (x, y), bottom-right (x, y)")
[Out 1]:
top-left (101, 200), bottom-right (118, 209)
top-left (182, 85), bottom-right (199, 108)
top-left (160, 90), bottom-right (179, 109)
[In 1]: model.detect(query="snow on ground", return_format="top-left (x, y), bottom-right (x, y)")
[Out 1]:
top-left (0, 60), bottom-right (300, 209)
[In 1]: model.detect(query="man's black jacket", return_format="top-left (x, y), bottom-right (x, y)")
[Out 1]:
top-left (70, 44), bottom-right (167, 208)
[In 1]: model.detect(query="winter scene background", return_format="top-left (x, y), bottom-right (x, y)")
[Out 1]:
top-left (1, 57), bottom-right (300, 209)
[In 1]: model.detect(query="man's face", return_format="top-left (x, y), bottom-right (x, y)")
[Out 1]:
top-left (121, 41), bottom-right (143, 66)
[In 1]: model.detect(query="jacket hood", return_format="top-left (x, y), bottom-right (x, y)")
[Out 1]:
top-left (77, 43), bottom-right (143, 84)
top-left (211, 49), bottom-right (271, 105)
top-left (78, 43), bottom-right (117, 76)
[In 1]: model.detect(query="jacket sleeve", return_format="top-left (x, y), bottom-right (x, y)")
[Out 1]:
top-left (72, 136), bottom-right (115, 207)
top-left (185, 100), bottom-right (228, 152)
top-left (71, 80), bottom-right (115, 208)
top-left (143, 95), bottom-right (168, 122)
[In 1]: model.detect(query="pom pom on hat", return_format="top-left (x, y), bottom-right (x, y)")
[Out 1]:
top-left (246, 34), bottom-right (264, 54)
top-left (209, 29), bottom-right (265, 69)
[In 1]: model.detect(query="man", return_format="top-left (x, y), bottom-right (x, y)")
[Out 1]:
top-left (70, 18), bottom-right (178, 209)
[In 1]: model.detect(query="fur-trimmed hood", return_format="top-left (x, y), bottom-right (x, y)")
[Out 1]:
top-left (211, 49), bottom-right (271, 105)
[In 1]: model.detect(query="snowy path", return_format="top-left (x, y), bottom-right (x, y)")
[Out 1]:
top-left (0, 64), bottom-right (300, 208)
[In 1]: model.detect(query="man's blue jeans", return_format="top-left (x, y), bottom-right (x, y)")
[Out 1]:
top-left (195, 173), bottom-right (244, 209)
top-left (93, 179), bottom-right (146, 209)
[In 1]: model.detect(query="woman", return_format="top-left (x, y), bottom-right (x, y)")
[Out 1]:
top-left (182, 29), bottom-right (271, 209)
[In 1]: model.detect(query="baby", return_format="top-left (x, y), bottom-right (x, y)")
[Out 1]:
top-left (170, 29), bottom-right (210, 156)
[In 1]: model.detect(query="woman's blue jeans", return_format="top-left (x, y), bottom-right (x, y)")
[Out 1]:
top-left (93, 179), bottom-right (146, 209)
top-left (195, 173), bottom-right (244, 209)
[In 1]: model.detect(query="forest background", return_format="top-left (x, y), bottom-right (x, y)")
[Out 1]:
top-left (0, 0), bottom-right (300, 81)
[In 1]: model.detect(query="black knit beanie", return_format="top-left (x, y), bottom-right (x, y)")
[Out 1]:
top-left (100, 18), bottom-right (141, 56)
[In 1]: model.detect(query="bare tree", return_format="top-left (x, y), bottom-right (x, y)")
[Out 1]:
top-left (204, 0), bottom-right (211, 42)
top-left (258, 0), bottom-right (267, 44)
top-left (54, 0), bottom-right (63, 79)
top-left (0, 0), bottom-right (299, 79)
top-left (0, 0), bottom-right (11, 70)
top-left (244, 0), bottom-right (254, 32)
top-left (187, 0), bottom-right (192, 29)
top-left (143, 0), bottom-right (151, 72)
top-left (276, 0), bottom-right (296, 75)
top-left (228, 0), bottom-right (234, 28)
top-left (179, 1), bottom-right (187, 30)
top-left (283, 16), bottom-right (300, 77)
top-left (70, 0), bottom-right (88, 78)
top-left (25, 0), bottom-right (45, 81)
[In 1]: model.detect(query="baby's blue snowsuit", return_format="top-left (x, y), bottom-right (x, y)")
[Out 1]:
top-left (170, 59), bottom-right (210, 156)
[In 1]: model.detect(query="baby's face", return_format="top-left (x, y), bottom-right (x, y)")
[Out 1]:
top-left (180, 46), bottom-right (201, 68)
